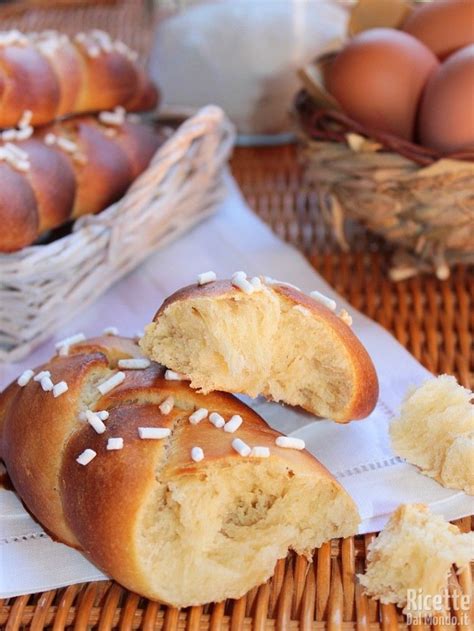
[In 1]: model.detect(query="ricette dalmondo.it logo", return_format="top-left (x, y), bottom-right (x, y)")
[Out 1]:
top-left (405, 588), bottom-right (471, 625)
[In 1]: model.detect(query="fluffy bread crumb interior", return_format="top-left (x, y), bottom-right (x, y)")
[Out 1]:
top-left (390, 375), bottom-right (474, 495)
top-left (137, 459), bottom-right (358, 606)
top-left (359, 504), bottom-right (474, 617)
top-left (141, 284), bottom-right (367, 421)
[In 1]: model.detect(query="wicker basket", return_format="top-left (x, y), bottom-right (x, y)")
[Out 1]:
top-left (294, 73), bottom-right (474, 282)
top-left (0, 106), bottom-right (235, 362)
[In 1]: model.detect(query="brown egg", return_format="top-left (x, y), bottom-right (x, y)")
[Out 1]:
top-left (403, 0), bottom-right (474, 60)
top-left (418, 44), bottom-right (474, 153)
top-left (326, 28), bottom-right (439, 140)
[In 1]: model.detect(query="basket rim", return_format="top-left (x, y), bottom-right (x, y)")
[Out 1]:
top-left (0, 105), bottom-right (231, 268)
top-left (295, 92), bottom-right (474, 167)
top-left (0, 105), bottom-right (234, 361)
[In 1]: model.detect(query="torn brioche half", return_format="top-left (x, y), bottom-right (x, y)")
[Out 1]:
top-left (390, 375), bottom-right (474, 495)
top-left (359, 504), bottom-right (474, 618)
top-left (140, 278), bottom-right (378, 423)
top-left (0, 335), bottom-right (360, 607)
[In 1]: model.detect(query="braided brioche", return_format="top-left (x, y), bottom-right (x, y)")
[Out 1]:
top-left (140, 275), bottom-right (379, 422)
top-left (0, 335), bottom-right (359, 606)
top-left (0, 29), bottom-right (158, 128)
top-left (0, 114), bottom-right (164, 251)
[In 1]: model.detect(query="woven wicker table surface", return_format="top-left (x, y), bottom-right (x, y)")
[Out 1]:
top-left (1, 145), bottom-right (472, 631)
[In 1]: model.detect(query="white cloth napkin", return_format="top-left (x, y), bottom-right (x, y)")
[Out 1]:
top-left (1, 174), bottom-right (472, 598)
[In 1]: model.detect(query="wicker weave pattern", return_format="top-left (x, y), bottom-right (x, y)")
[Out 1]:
top-left (1, 145), bottom-right (472, 631)
top-left (0, 107), bottom-right (235, 361)
top-left (301, 138), bottom-right (474, 278)
top-left (1, 517), bottom-right (472, 630)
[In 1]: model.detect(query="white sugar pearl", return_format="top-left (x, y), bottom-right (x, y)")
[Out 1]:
top-left (97, 372), bottom-right (125, 395)
top-left (76, 449), bottom-right (97, 466)
top-left (106, 437), bottom-right (124, 450)
top-left (40, 377), bottom-right (54, 392)
top-left (17, 370), bottom-right (34, 387)
top-left (197, 271), bottom-right (217, 285)
top-left (251, 446), bottom-right (270, 458)
top-left (164, 369), bottom-right (186, 381)
top-left (33, 370), bottom-right (50, 382)
top-left (232, 438), bottom-right (251, 457)
top-left (138, 427), bottom-right (171, 439)
top-left (275, 436), bottom-right (305, 450)
top-left (53, 381), bottom-right (68, 397)
top-left (224, 415), bottom-right (243, 433)
top-left (189, 408), bottom-right (208, 425)
top-left (85, 410), bottom-right (106, 434)
top-left (309, 290), bottom-right (336, 312)
top-left (191, 446), bottom-right (204, 462)
top-left (209, 412), bottom-right (225, 428)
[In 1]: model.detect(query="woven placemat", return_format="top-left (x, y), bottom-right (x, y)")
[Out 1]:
top-left (1, 145), bottom-right (472, 631)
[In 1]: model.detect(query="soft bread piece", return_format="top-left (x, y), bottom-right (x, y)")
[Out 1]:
top-left (0, 115), bottom-right (164, 251)
top-left (0, 29), bottom-right (158, 128)
top-left (0, 336), bottom-right (360, 607)
top-left (390, 375), bottom-right (474, 495)
top-left (359, 504), bottom-right (474, 617)
top-left (140, 279), bottom-right (378, 422)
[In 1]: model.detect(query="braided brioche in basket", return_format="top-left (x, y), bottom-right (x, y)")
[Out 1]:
top-left (0, 335), bottom-right (360, 606)
top-left (141, 274), bottom-right (379, 423)
top-left (0, 113), bottom-right (165, 251)
top-left (0, 29), bottom-right (158, 128)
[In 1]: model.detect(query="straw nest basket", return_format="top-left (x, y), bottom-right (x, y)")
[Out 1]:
top-left (294, 86), bottom-right (474, 282)
top-left (0, 106), bottom-right (235, 362)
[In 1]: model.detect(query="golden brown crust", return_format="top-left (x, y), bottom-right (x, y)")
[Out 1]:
top-left (126, 77), bottom-right (160, 113)
top-left (44, 38), bottom-right (83, 116)
top-left (0, 31), bottom-right (159, 127)
top-left (272, 284), bottom-right (379, 421)
top-left (59, 117), bottom-right (134, 217)
top-left (75, 50), bottom-right (137, 113)
top-left (21, 138), bottom-right (76, 233)
top-left (0, 116), bottom-right (163, 251)
top-left (0, 335), bottom-right (142, 544)
top-left (0, 335), bottom-right (350, 580)
top-left (115, 120), bottom-right (165, 177)
top-left (0, 44), bottom-right (60, 128)
top-left (1, 352), bottom-right (110, 546)
top-left (153, 280), bottom-right (379, 422)
top-left (0, 162), bottom-right (38, 251)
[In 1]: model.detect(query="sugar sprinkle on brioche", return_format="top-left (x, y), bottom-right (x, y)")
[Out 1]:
top-left (390, 375), bottom-right (474, 495)
top-left (0, 334), bottom-right (360, 606)
top-left (140, 275), bottom-right (378, 422)
top-left (0, 29), bottom-right (158, 129)
top-left (359, 504), bottom-right (474, 617)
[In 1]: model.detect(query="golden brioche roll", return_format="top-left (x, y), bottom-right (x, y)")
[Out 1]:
top-left (0, 114), bottom-right (165, 251)
top-left (140, 277), bottom-right (379, 422)
top-left (0, 29), bottom-right (159, 128)
top-left (0, 335), bottom-right (360, 606)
